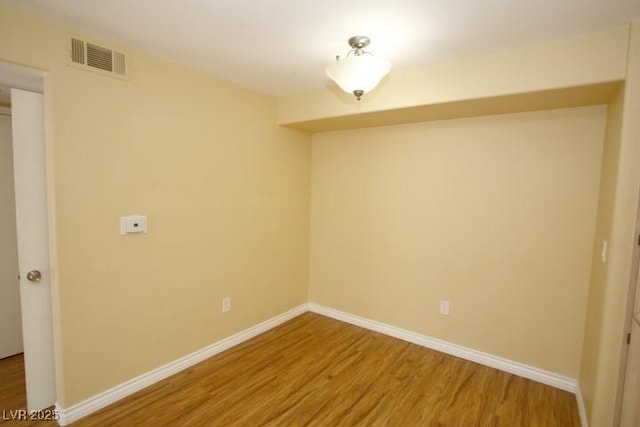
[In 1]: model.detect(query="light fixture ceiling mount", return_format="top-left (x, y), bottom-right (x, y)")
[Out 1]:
top-left (347, 35), bottom-right (371, 50)
top-left (325, 35), bottom-right (390, 101)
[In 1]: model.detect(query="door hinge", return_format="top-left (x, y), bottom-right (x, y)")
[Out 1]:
top-left (628, 332), bottom-right (632, 344)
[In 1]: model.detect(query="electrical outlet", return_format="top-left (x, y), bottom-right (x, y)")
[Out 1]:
top-left (222, 297), bottom-right (231, 313)
top-left (439, 300), bottom-right (450, 316)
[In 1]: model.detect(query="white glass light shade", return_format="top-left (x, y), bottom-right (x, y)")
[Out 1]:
top-left (325, 54), bottom-right (390, 95)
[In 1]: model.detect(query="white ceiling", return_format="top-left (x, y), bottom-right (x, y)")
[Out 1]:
top-left (2, 0), bottom-right (640, 96)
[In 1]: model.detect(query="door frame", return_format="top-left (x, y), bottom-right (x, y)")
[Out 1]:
top-left (614, 188), bottom-right (640, 425)
top-left (0, 61), bottom-right (59, 409)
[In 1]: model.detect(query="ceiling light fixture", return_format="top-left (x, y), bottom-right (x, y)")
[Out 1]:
top-left (325, 36), bottom-right (390, 101)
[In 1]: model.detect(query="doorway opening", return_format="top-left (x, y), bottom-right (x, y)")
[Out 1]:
top-left (0, 89), bottom-right (27, 412)
top-left (0, 61), bottom-right (56, 413)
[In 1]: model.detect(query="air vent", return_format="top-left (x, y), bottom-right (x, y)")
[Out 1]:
top-left (71, 38), bottom-right (85, 65)
top-left (69, 37), bottom-right (129, 79)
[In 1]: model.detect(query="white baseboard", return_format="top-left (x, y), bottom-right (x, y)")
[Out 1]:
top-left (55, 304), bottom-right (308, 426)
top-left (576, 384), bottom-right (589, 427)
top-left (308, 302), bottom-right (577, 393)
top-left (55, 302), bottom-right (580, 426)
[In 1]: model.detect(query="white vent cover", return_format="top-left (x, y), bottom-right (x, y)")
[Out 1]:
top-left (69, 37), bottom-right (129, 79)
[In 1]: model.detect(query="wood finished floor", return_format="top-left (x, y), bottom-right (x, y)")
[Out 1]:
top-left (65, 312), bottom-right (579, 426)
top-left (0, 353), bottom-right (56, 426)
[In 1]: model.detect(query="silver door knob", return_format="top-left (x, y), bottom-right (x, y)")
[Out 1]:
top-left (26, 270), bottom-right (41, 283)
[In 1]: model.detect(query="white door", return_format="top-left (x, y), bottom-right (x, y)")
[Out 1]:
top-left (11, 88), bottom-right (56, 411)
top-left (0, 113), bottom-right (23, 359)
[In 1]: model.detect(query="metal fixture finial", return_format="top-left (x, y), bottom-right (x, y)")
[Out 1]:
top-left (348, 36), bottom-right (371, 50)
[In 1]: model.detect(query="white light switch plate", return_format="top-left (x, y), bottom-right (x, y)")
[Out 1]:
top-left (439, 300), bottom-right (450, 315)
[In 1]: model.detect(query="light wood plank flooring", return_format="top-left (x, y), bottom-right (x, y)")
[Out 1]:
top-left (68, 312), bottom-right (579, 426)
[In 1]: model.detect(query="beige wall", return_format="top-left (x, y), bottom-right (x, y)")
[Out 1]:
top-left (580, 84), bottom-right (624, 423)
top-left (0, 6), bottom-right (311, 406)
top-left (309, 107), bottom-right (606, 377)
top-left (581, 21), bottom-right (640, 426)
